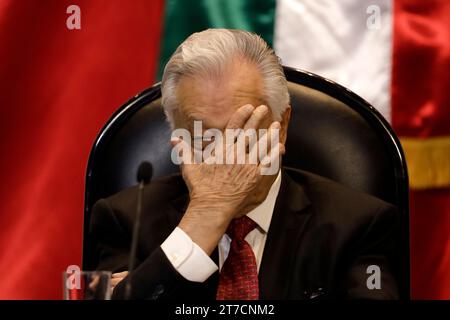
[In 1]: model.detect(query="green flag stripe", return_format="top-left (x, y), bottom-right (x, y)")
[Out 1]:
top-left (157, 0), bottom-right (277, 80)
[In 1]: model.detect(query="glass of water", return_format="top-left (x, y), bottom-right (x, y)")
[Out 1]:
top-left (63, 269), bottom-right (112, 300)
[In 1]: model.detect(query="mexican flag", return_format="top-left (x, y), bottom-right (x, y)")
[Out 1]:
top-left (0, 0), bottom-right (449, 299)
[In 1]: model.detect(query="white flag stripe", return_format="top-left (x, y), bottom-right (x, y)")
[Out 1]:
top-left (274, 0), bottom-right (393, 121)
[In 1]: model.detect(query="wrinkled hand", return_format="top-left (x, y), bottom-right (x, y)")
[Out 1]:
top-left (173, 104), bottom-right (285, 254)
top-left (179, 104), bottom-right (283, 215)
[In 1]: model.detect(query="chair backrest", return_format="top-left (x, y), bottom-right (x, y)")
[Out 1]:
top-left (83, 67), bottom-right (410, 298)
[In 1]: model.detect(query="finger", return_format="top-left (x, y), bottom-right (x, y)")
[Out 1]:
top-left (88, 275), bottom-right (100, 290)
top-left (111, 278), bottom-right (124, 286)
top-left (259, 142), bottom-right (284, 170)
top-left (241, 105), bottom-right (268, 153)
top-left (112, 271), bottom-right (129, 278)
top-left (249, 121), bottom-right (280, 162)
top-left (243, 105), bottom-right (269, 131)
top-left (228, 105), bottom-right (267, 161)
top-left (226, 104), bottom-right (255, 129)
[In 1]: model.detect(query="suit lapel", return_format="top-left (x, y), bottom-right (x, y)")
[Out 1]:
top-left (258, 170), bottom-right (312, 299)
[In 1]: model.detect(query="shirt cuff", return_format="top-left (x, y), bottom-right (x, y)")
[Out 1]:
top-left (161, 227), bottom-right (218, 282)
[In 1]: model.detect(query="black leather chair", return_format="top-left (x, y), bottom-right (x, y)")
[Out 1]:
top-left (83, 66), bottom-right (410, 299)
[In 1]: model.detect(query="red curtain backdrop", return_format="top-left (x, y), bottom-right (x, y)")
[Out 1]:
top-left (0, 0), bottom-right (163, 299)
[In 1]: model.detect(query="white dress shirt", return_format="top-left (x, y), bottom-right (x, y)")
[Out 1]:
top-left (161, 171), bottom-right (282, 282)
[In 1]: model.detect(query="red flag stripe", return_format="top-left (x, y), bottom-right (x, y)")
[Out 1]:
top-left (0, 0), bottom-right (164, 299)
top-left (392, 0), bottom-right (450, 299)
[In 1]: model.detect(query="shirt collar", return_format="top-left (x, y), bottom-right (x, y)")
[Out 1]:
top-left (246, 170), bottom-right (282, 233)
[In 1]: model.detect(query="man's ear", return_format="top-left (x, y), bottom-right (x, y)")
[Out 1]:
top-left (280, 105), bottom-right (291, 144)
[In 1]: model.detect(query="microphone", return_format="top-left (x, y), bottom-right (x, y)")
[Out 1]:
top-left (137, 161), bottom-right (153, 185)
top-left (125, 161), bottom-right (153, 300)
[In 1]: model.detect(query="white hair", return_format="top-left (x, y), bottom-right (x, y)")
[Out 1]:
top-left (161, 29), bottom-right (290, 127)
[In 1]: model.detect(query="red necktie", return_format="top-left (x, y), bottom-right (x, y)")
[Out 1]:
top-left (216, 216), bottom-right (259, 300)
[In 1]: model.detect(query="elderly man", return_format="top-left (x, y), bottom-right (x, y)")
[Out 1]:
top-left (90, 29), bottom-right (399, 300)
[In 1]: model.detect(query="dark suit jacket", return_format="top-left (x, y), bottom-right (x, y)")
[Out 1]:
top-left (89, 168), bottom-right (400, 300)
